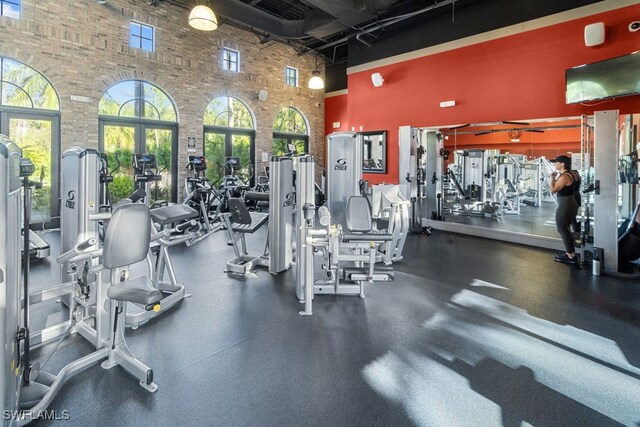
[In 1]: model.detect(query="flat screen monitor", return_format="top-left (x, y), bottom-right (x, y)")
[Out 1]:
top-left (566, 51), bottom-right (640, 104)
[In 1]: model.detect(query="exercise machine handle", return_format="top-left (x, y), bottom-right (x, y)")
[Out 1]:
top-left (56, 237), bottom-right (98, 264)
top-left (175, 220), bottom-right (196, 233)
top-left (318, 206), bottom-right (331, 227)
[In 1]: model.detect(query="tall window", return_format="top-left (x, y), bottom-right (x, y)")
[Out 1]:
top-left (221, 48), bottom-right (239, 72)
top-left (272, 107), bottom-right (309, 156)
top-left (130, 21), bottom-right (154, 52)
top-left (0, 0), bottom-right (20, 18)
top-left (0, 57), bottom-right (60, 226)
top-left (203, 96), bottom-right (255, 185)
top-left (99, 80), bottom-right (178, 204)
top-left (285, 66), bottom-right (298, 87)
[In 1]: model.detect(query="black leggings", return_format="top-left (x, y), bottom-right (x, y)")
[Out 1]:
top-left (556, 196), bottom-right (579, 253)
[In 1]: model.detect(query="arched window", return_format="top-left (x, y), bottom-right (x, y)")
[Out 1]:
top-left (0, 57), bottom-right (60, 226)
top-left (203, 96), bottom-right (255, 184)
top-left (272, 107), bottom-right (309, 156)
top-left (99, 80), bottom-right (176, 121)
top-left (204, 96), bottom-right (253, 129)
top-left (99, 80), bottom-right (178, 204)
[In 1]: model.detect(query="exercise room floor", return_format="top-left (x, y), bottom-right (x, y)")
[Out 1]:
top-left (27, 227), bottom-right (640, 426)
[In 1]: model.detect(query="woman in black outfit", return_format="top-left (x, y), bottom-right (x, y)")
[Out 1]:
top-left (550, 155), bottom-right (580, 264)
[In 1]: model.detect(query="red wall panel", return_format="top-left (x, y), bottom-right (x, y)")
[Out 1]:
top-left (324, 93), bottom-right (349, 136)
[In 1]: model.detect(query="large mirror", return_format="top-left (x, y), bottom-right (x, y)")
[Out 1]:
top-left (362, 130), bottom-right (387, 174)
top-left (415, 113), bottom-right (639, 272)
top-left (419, 118), bottom-right (585, 245)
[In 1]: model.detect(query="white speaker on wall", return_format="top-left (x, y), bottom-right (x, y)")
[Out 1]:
top-left (584, 22), bottom-right (605, 47)
top-left (371, 72), bottom-right (384, 87)
top-left (258, 89), bottom-right (268, 102)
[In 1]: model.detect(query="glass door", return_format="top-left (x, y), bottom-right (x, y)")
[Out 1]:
top-left (6, 114), bottom-right (59, 227)
top-left (204, 132), bottom-right (225, 185)
top-left (100, 121), bottom-right (178, 204)
top-left (145, 127), bottom-right (174, 204)
top-left (204, 128), bottom-right (255, 186)
top-left (102, 124), bottom-right (136, 204)
top-left (232, 134), bottom-right (251, 181)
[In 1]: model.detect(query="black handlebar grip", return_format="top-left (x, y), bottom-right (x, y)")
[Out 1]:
top-left (129, 188), bottom-right (147, 203)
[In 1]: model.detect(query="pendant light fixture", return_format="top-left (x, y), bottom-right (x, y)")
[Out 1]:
top-left (308, 53), bottom-right (324, 90)
top-left (189, 2), bottom-right (218, 32)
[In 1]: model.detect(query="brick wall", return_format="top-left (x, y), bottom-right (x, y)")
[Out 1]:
top-left (0, 0), bottom-right (325, 197)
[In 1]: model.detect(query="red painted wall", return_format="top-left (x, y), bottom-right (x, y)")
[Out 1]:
top-left (338, 4), bottom-right (640, 185)
top-left (324, 93), bottom-right (349, 135)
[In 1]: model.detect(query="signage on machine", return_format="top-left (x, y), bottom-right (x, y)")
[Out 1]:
top-left (65, 190), bottom-right (75, 209)
top-left (334, 158), bottom-right (348, 171)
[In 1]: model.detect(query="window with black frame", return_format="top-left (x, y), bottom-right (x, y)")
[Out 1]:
top-left (272, 107), bottom-right (309, 156)
top-left (362, 131), bottom-right (386, 174)
top-left (203, 96), bottom-right (255, 186)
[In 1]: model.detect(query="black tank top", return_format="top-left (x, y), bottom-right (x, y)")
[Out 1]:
top-left (557, 171), bottom-right (575, 197)
top-left (572, 172), bottom-right (582, 206)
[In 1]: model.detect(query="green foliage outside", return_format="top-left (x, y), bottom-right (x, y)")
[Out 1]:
top-left (2, 58), bottom-right (59, 110)
top-left (145, 128), bottom-right (172, 203)
top-left (9, 119), bottom-right (52, 222)
top-left (103, 126), bottom-right (173, 204)
top-left (272, 138), bottom-right (306, 157)
top-left (204, 133), bottom-right (225, 185)
top-left (273, 107), bottom-right (307, 134)
top-left (99, 79), bottom-right (177, 205)
top-left (232, 135), bottom-right (251, 180)
top-left (204, 97), bottom-right (253, 129)
top-left (109, 175), bottom-right (135, 204)
top-left (1, 58), bottom-right (60, 223)
top-left (99, 80), bottom-right (176, 122)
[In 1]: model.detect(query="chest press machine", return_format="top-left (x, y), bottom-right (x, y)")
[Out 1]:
top-left (269, 132), bottom-right (408, 315)
top-left (1, 137), bottom-right (170, 426)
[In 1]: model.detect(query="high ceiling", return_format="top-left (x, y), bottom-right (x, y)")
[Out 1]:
top-left (156, 0), bottom-right (484, 64)
top-left (156, 0), bottom-right (602, 68)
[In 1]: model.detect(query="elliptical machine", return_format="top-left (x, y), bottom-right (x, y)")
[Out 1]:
top-left (183, 155), bottom-right (223, 245)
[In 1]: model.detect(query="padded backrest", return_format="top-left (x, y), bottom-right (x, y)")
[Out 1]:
top-left (346, 196), bottom-right (372, 232)
top-left (102, 203), bottom-right (151, 269)
top-left (228, 198), bottom-right (252, 225)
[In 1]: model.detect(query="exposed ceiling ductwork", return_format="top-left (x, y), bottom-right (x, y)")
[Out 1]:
top-left (206, 0), bottom-right (405, 40)
top-left (160, 0), bottom-right (606, 68)
top-left (162, 0), bottom-right (464, 63)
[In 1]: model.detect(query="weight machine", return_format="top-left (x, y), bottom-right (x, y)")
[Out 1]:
top-left (268, 132), bottom-right (407, 315)
top-left (1, 137), bottom-right (165, 426)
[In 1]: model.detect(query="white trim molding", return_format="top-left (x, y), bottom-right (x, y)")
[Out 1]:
top-left (324, 89), bottom-right (348, 98)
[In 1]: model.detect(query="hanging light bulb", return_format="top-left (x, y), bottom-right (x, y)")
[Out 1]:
top-left (189, 4), bottom-right (218, 31)
top-left (308, 70), bottom-right (324, 90)
top-left (308, 54), bottom-right (324, 90)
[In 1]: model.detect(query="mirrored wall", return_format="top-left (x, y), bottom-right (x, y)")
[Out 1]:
top-left (417, 115), bottom-right (624, 249)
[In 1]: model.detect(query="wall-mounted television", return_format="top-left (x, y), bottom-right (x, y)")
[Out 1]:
top-left (566, 51), bottom-right (640, 104)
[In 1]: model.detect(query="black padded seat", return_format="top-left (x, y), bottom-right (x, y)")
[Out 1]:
top-left (244, 191), bottom-right (269, 202)
top-left (231, 212), bottom-right (269, 234)
top-left (107, 276), bottom-right (163, 306)
top-left (346, 196), bottom-right (373, 232)
top-left (151, 204), bottom-right (199, 226)
top-left (227, 198), bottom-right (269, 234)
top-left (343, 196), bottom-right (393, 242)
